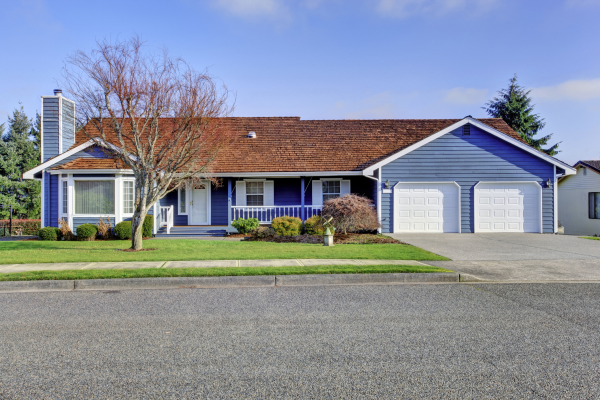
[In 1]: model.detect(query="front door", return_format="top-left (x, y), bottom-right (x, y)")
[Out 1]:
top-left (190, 183), bottom-right (209, 225)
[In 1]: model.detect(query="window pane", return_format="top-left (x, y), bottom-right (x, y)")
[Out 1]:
top-left (62, 181), bottom-right (68, 214)
top-left (180, 187), bottom-right (186, 213)
top-left (596, 193), bottom-right (600, 219)
top-left (123, 181), bottom-right (134, 214)
top-left (75, 181), bottom-right (115, 214)
top-left (247, 195), bottom-right (264, 206)
top-left (323, 194), bottom-right (340, 202)
top-left (247, 181), bottom-right (264, 194)
top-left (323, 181), bottom-right (340, 194)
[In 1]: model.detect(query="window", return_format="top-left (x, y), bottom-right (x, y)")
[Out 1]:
top-left (179, 186), bottom-right (186, 214)
top-left (123, 181), bottom-right (134, 214)
top-left (322, 181), bottom-right (341, 202)
top-left (74, 181), bottom-right (115, 214)
top-left (590, 193), bottom-right (600, 219)
top-left (247, 181), bottom-right (264, 206)
top-left (62, 181), bottom-right (68, 214)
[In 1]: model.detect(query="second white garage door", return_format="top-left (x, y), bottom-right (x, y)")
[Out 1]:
top-left (474, 182), bottom-right (542, 233)
top-left (393, 182), bottom-right (460, 233)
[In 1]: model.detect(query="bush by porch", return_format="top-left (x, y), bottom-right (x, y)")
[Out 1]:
top-left (0, 239), bottom-right (449, 264)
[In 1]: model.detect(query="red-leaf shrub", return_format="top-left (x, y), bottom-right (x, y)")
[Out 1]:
top-left (321, 194), bottom-right (380, 234)
top-left (0, 219), bottom-right (41, 236)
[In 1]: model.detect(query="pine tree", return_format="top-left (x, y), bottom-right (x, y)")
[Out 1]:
top-left (0, 106), bottom-right (41, 219)
top-left (484, 74), bottom-right (560, 156)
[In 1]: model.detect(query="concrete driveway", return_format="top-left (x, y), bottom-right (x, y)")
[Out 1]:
top-left (386, 233), bottom-right (600, 281)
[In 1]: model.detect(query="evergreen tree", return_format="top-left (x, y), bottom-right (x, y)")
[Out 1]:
top-left (484, 74), bottom-right (560, 155)
top-left (0, 106), bottom-right (41, 219)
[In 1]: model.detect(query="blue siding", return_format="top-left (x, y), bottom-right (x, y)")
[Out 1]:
top-left (61, 98), bottom-right (75, 153)
top-left (42, 98), bottom-right (60, 162)
top-left (73, 217), bottom-right (115, 234)
top-left (303, 176), bottom-right (375, 206)
top-left (160, 190), bottom-right (188, 225)
top-left (380, 125), bottom-right (555, 233)
top-left (211, 184), bottom-right (228, 225)
top-left (49, 174), bottom-right (59, 227)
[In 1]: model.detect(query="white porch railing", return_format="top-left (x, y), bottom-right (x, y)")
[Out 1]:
top-left (159, 205), bottom-right (174, 234)
top-left (231, 205), bottom-right (322, 224)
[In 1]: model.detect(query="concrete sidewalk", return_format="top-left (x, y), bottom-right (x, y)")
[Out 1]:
top-left (0, 259), bottom-right (431, 274)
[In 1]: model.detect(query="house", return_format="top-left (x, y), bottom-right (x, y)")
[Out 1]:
top-left (24, 90), bottom-right (576, 236)
top-left (558, 160), bottom-right (600, 236)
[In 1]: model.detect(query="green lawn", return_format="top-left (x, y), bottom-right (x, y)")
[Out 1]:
top-left (0, 239), bottom-right (449, 264)
top-left (0, 264), bottom-right (452, 281)
top-left (583, 237), bottom-right (600, 241)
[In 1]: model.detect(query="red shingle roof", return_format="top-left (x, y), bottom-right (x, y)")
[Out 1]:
top-left (67, 117), bottom-right (521, 173)
top-left (50, 158), bottom-right (126, 170)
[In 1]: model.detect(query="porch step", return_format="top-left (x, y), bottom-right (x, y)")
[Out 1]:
top-left (156, 226), bottom-right (227, 237)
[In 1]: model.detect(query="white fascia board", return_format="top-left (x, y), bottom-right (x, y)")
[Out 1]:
top-left (48, 169), bottom-right (132, 175)
top-left (363, 118), bottom-right (577, 175)
top-left (23, 140), bottom-right (95, 179)
top-left (210, 171), bottom-right (363, 178)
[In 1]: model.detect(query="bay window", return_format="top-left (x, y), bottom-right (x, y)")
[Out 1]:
top-left (74, 181), bottom-right (115, 214)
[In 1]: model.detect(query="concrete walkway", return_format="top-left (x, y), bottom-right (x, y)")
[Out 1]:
top-left (0, 259), bottom-right (431, 274)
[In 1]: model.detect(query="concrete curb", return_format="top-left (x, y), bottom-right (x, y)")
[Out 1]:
top-left (0, 273), bottom-right (462, 293)
top-left (459, 273), bottom-right (486, 282)
top-left (0, 280), bottom-right (75, 292)
top-left (74, 276), bottom-right (275, 291)
top-left (276, 273), bottom-right (459, 286)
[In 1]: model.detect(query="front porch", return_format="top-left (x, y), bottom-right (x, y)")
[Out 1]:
top-left (153, 175), bottom-right (377, 235)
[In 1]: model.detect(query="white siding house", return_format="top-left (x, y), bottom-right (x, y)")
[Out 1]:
top-left (558, 161), bottom-right (600, 236)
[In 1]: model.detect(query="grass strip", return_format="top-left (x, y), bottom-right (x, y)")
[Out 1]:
top-left (582, 237), bottom-right (600, 241)
top-left (0, 265), bottom-right (452, 281)
top-left (0, 240), bottom-right (449, 264)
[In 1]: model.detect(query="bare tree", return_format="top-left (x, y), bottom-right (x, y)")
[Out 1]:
top-left (62, 36), bottom-right (234, 250)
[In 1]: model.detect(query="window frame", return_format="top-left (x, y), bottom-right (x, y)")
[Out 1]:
top-left (61, 180), bottom-right (68, 215)
top-left (322, 180), bottom-right (342, 203)
top-left (589, 192), bottom-right (600, 219)
top-left (246, 181), bottom-right (265, 207)
top-left (122, 179), bottom-right (135, 216)
top-left (178, 184), bottom-right (188, 215)
top-left (72, 178), bottom-right (116, 217)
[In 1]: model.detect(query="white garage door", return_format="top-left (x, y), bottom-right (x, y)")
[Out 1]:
top-left (393, 182), bottom-right (460, 233)
top-left (475, 182), bottom-right (541, 233)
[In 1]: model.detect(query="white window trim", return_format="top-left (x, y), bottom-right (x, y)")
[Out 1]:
top-left (178, 183), bottom-right (189, 216)
top-left (122, 178), bottom-right (135, 217)
top-left (60, 178), bottom-right (68, 218)
top-left (71, 177), bottom-right (117, 218)
top-left (245, 180), bottom-right (265, 206)
top-left (321, 179), bottom-right (342, 202)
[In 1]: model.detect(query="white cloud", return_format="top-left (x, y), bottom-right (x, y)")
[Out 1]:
top-left (532, 79), bottom-right (600, 101)
top-left (376, 0), bottom-right (498, 17)
top-left (443, 87), bottom-right (488, 105)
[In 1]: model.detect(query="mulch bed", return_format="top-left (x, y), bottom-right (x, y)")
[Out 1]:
top-left (247, 233), bottom-right (407, 245)
top-left (227, 233), bottom-right (251, 238)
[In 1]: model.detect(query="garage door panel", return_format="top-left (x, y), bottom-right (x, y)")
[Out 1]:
top-left (475, 182), bottom-right (541, 233)
top-left (394, 182), bottom-right (459, 233)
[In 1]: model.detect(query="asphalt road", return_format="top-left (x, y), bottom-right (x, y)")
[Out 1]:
top-left (1, 284), bottom-right (600, 399)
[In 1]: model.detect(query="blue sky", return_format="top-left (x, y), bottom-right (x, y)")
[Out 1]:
top-left (2, 0), bottom-right (599, 164)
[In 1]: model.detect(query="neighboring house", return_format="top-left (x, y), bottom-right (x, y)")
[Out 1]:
top-left (24, 90), bottom-right (576, 236)
top-left (558, 160), bottom-right (600, 236)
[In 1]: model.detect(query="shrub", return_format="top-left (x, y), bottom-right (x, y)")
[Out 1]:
top-left (142, 215), bottom-right (153, 238)
top-left (249, 226), bottom-right (276, 239)
top-left (271, 216), bottom-right (303, 236)
top-left (96, 217), bottom-right (113, 240)
top-left (321, 194), bottom-right (380, 234)
top-left (38, 227), bottom-right (59, 241)
top-left (59, 218), bottom-right (75, 241)
top-left (231, 218), bottom-right (259, 234)
top-left (304, 215), bottom-right (326, 235)
top-left (76, 223), bottom-right (98, 241)
top-left (0, 219), bottom-right (41, 236)
top-left (114, 221), bottom-right (132, 240)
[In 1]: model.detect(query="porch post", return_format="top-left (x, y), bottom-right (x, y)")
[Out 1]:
top-left (300, 176), bottom-right (305, 221)
top-left (227, 178), bottom-right (232, 228)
